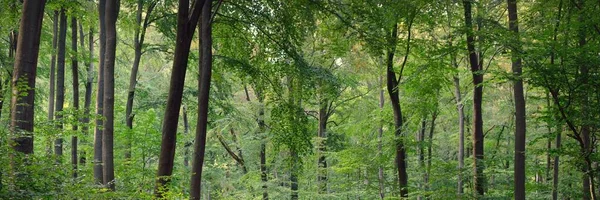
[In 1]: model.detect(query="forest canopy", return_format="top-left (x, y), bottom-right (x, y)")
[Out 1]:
top-left (1, 0), bottom-right (599, 199)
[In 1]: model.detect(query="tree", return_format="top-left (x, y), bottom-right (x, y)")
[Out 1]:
top-left (102, 0), bottom-right (119, 191)
top-left (462, 0), bottom-right (485, 195)
top-left (124, 0), bottom-right (157, 159)
top-left (55, 8), bottom-right (67, 158)
top-left (9, 0), bottom-right (46, 154)
top-left (47, 10), bottom-right (58, 140)
top-left (70, 16), bottom-right (80, 179)
top-left (507, 0), bottom-right (526, 198)
top-left (155, 0), bottom-right (204, 197)
top-left (94, 0), bottom-right (106, 185)
top-left (190, 0), bottom-right (214, 198)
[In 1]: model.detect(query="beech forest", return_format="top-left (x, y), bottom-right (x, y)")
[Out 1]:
top-left (1, 0), bottom-right (600, 199)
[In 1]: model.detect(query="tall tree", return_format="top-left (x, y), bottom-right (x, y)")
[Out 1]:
top-left (55, 8), bottom-right (67, 158)
top-left (70, 16), bottom-right (80, 179)
top-left (507, 0), bottom-right (526, 198)
top-left (102, 0), bottom-right (120, 191)
top-left (155, 0), bottom-right (204, 197)
top-left (124, 0), bottom-right (157, 159)
top-left (462, 0), bottom-right (485, 195)
top-left (48, 10), bottom-right (58, 136)
top-left (190, 0), bottom-right (213, 198)
top-left (9, 0), bottom-right (46, 154)
top-left (94, 0), bottom-right (106, 185)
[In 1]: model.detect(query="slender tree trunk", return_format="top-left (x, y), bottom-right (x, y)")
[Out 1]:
top-left (80, 24), bottom-right (93, 165)
top-left (426, 109), bottom-right (437, 199)
top-left (378, 75), bottom-right (385, 200)
top-left (507, 0), bottom-right (526, 199)
top-left (183, 105), bottom-right (190, 167)
top-left (462, 0), bottom-right (485, 195)
top-left (551, 2), bottom-right (563, 199)
top-left (94, 0), bottom-right (106, 185)
top-left (71, 16), bottom-right (80, 179)
top-left (418, 118), bottom-right (426, 200)
top-left (102, 0), bottom-right (119, 191)
top-left (190, 1), bottom-right (212, 198)
top-left (48, 10), bottom-right (58, 129)
top-left (386, 23), bottom-right (408, 197)
top-left (256, 88), bottom-right (268, 200)
top-left (317, 99), bottom-right (328, 194)
top-left (9, 0), bottom-right (46, 154)
top-left (55, 8), bottom-right (68, 158)
top-left (155, 0), bottom-right (203, 196)
top-left (291, 150), bottom-right (299, 200)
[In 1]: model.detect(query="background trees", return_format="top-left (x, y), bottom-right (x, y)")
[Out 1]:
top-left (1, 0), bottom-right (600, 199)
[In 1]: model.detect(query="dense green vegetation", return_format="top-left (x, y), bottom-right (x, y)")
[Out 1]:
top-left (1, 0), bottom-right (599, 199)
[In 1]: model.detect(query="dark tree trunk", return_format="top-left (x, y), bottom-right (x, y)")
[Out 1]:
top-left (102, 0), bottom-right (119, 191)
top-left (426, 109), bottom-right (437, 198)
top-left (9, 0), bottom-right (46, 154)
top-left (386, 23), bottom-right (408, 197)
top-left (55, 8), bottom-right (67, 158)
top-left (183, 105), bottom-right (191, 167)
top-left (154, 0), bottom-right (204, 195)
top-left (378, 75), bottom-right (385, 200)
top-left (551, 2), bottom-right (563, 199)
top-left (317, 99), bottom-right (328, 194)
top-left (190, 0), bottom-right (212, 198)
top-left (291, 150), bottom-right (299, 200)
top-left (507, 0), bottom-right (526, 199)
top-left (256, 88), bottom-right (268, 200)
top-left (125, 0), bottom-right (156, 160)
top-left (81, 24), bottom-right (93, 165)
top-left (70, 16), bottom-right (80, 179)
top-left (418, 118), bottom-right (426, 200)
top-left (94, 0), bottom-right (106, 185)
top-left (462, 0), bottom-right (485, 196)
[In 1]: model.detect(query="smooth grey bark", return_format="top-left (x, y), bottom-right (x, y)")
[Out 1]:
top-left (9, 0), bottom-right (46, 154)
top-left (507, 0), bottom-right (526, 198)
top-left (55, 8), bottom-right (67, 158)
top-left (94, 0), bottom-right (106, 184)
top-left (102, 0), bottom-right (119, 191)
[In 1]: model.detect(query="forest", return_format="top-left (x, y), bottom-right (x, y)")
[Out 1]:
top-left (1, 0), bottom-right (599, 199)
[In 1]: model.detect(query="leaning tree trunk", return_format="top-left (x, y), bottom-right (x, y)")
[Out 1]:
top-left (55, 8), bottom-right (67, 159)
top-left (9, 0), bottom-right (46, 154)
top-left (190, 0), bottom-right (212, 198)
top-left (70, 16), bottom-right (80, 179)
top-left (155, 0), bottom-right (204, 197)
top-left (102, 0), bottom-right (119, 191)
top-left (94, 0), bottom-right (106, 185)
top-left (386, 23), bottom-right (408, 197)
top-left (462, 0), bottom-right (485, 196)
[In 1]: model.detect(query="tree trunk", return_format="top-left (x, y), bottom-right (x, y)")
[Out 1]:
top-left (552, 127), bottom-right (562, 200)
top-left (291, 150), bottom-right (299, 200)
top-left (378, 75), bottom-right (385, 200)
top-left (256, 88), bottom-right (268, 200)
top-left (9, 0), bottom-right (46, 154)
top-left (81, 24), bottom-right (94, 165)
top-left (317, 99), bottom-right (328, 194)
top-left (418, 118), bottom-right (426, 200)
top-left (102, 0), bottom-right (119, 191)
top-left (94, 0), bottom-right (106, 185)
top-left (462, 0), bottom-right (485, 196)
top-left (190, 0), bottom-right (212, 198)
top-left (426, 109), bottom-right (437, 198)
top-left (507, 0), bottom-right (526, 199)
top-left (183, 105), bottom-right (191, 167)
top-left (48, 10), bottom-right (58, 130)
top-left (154, 0), bottom-right (203, 196)
top-left (386, 23), bottom-right (408, 197)
top-left (71, 16), bottom-right (80, 179)
top-left (55, 8), bottom-right (67, 158)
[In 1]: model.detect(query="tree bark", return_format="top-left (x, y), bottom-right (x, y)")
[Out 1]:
top-left (9, 0), bottom-right (46, 154)
top-left (507, 0), bottom-right (526, 199)
top-left (317, 98), bottom-right (328, 194)
top-left (462, 0), bottom-right (485, 196)
top-left (256, 88), bottom-right (268, 200)
top-left (190, 0), bottom-right (212, 198)
top-left (55, 8), bottom-right (68, 158)
top-left (48, 10), bottom-right (58, 129)
top-left (81, 23), bottom-right (94, 165)
top-left (426, 109), bottom-right (437, 198)
top-left (183, 105), bottom-right (191, 167)
top-left (71, 16), bottom-right (80, 179)
top-left (125, 0), bottom-right (156, 160)
top-left (154, 0), bottom-right (203, 196)
top-left (94, 0), bottom-right (106, 185)
top-left (550, 2), bottom-right (563, 199)
top-left (386, 23), bottom-right (408, 197)
top-left (102, 0), bottom-right (119, 191)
